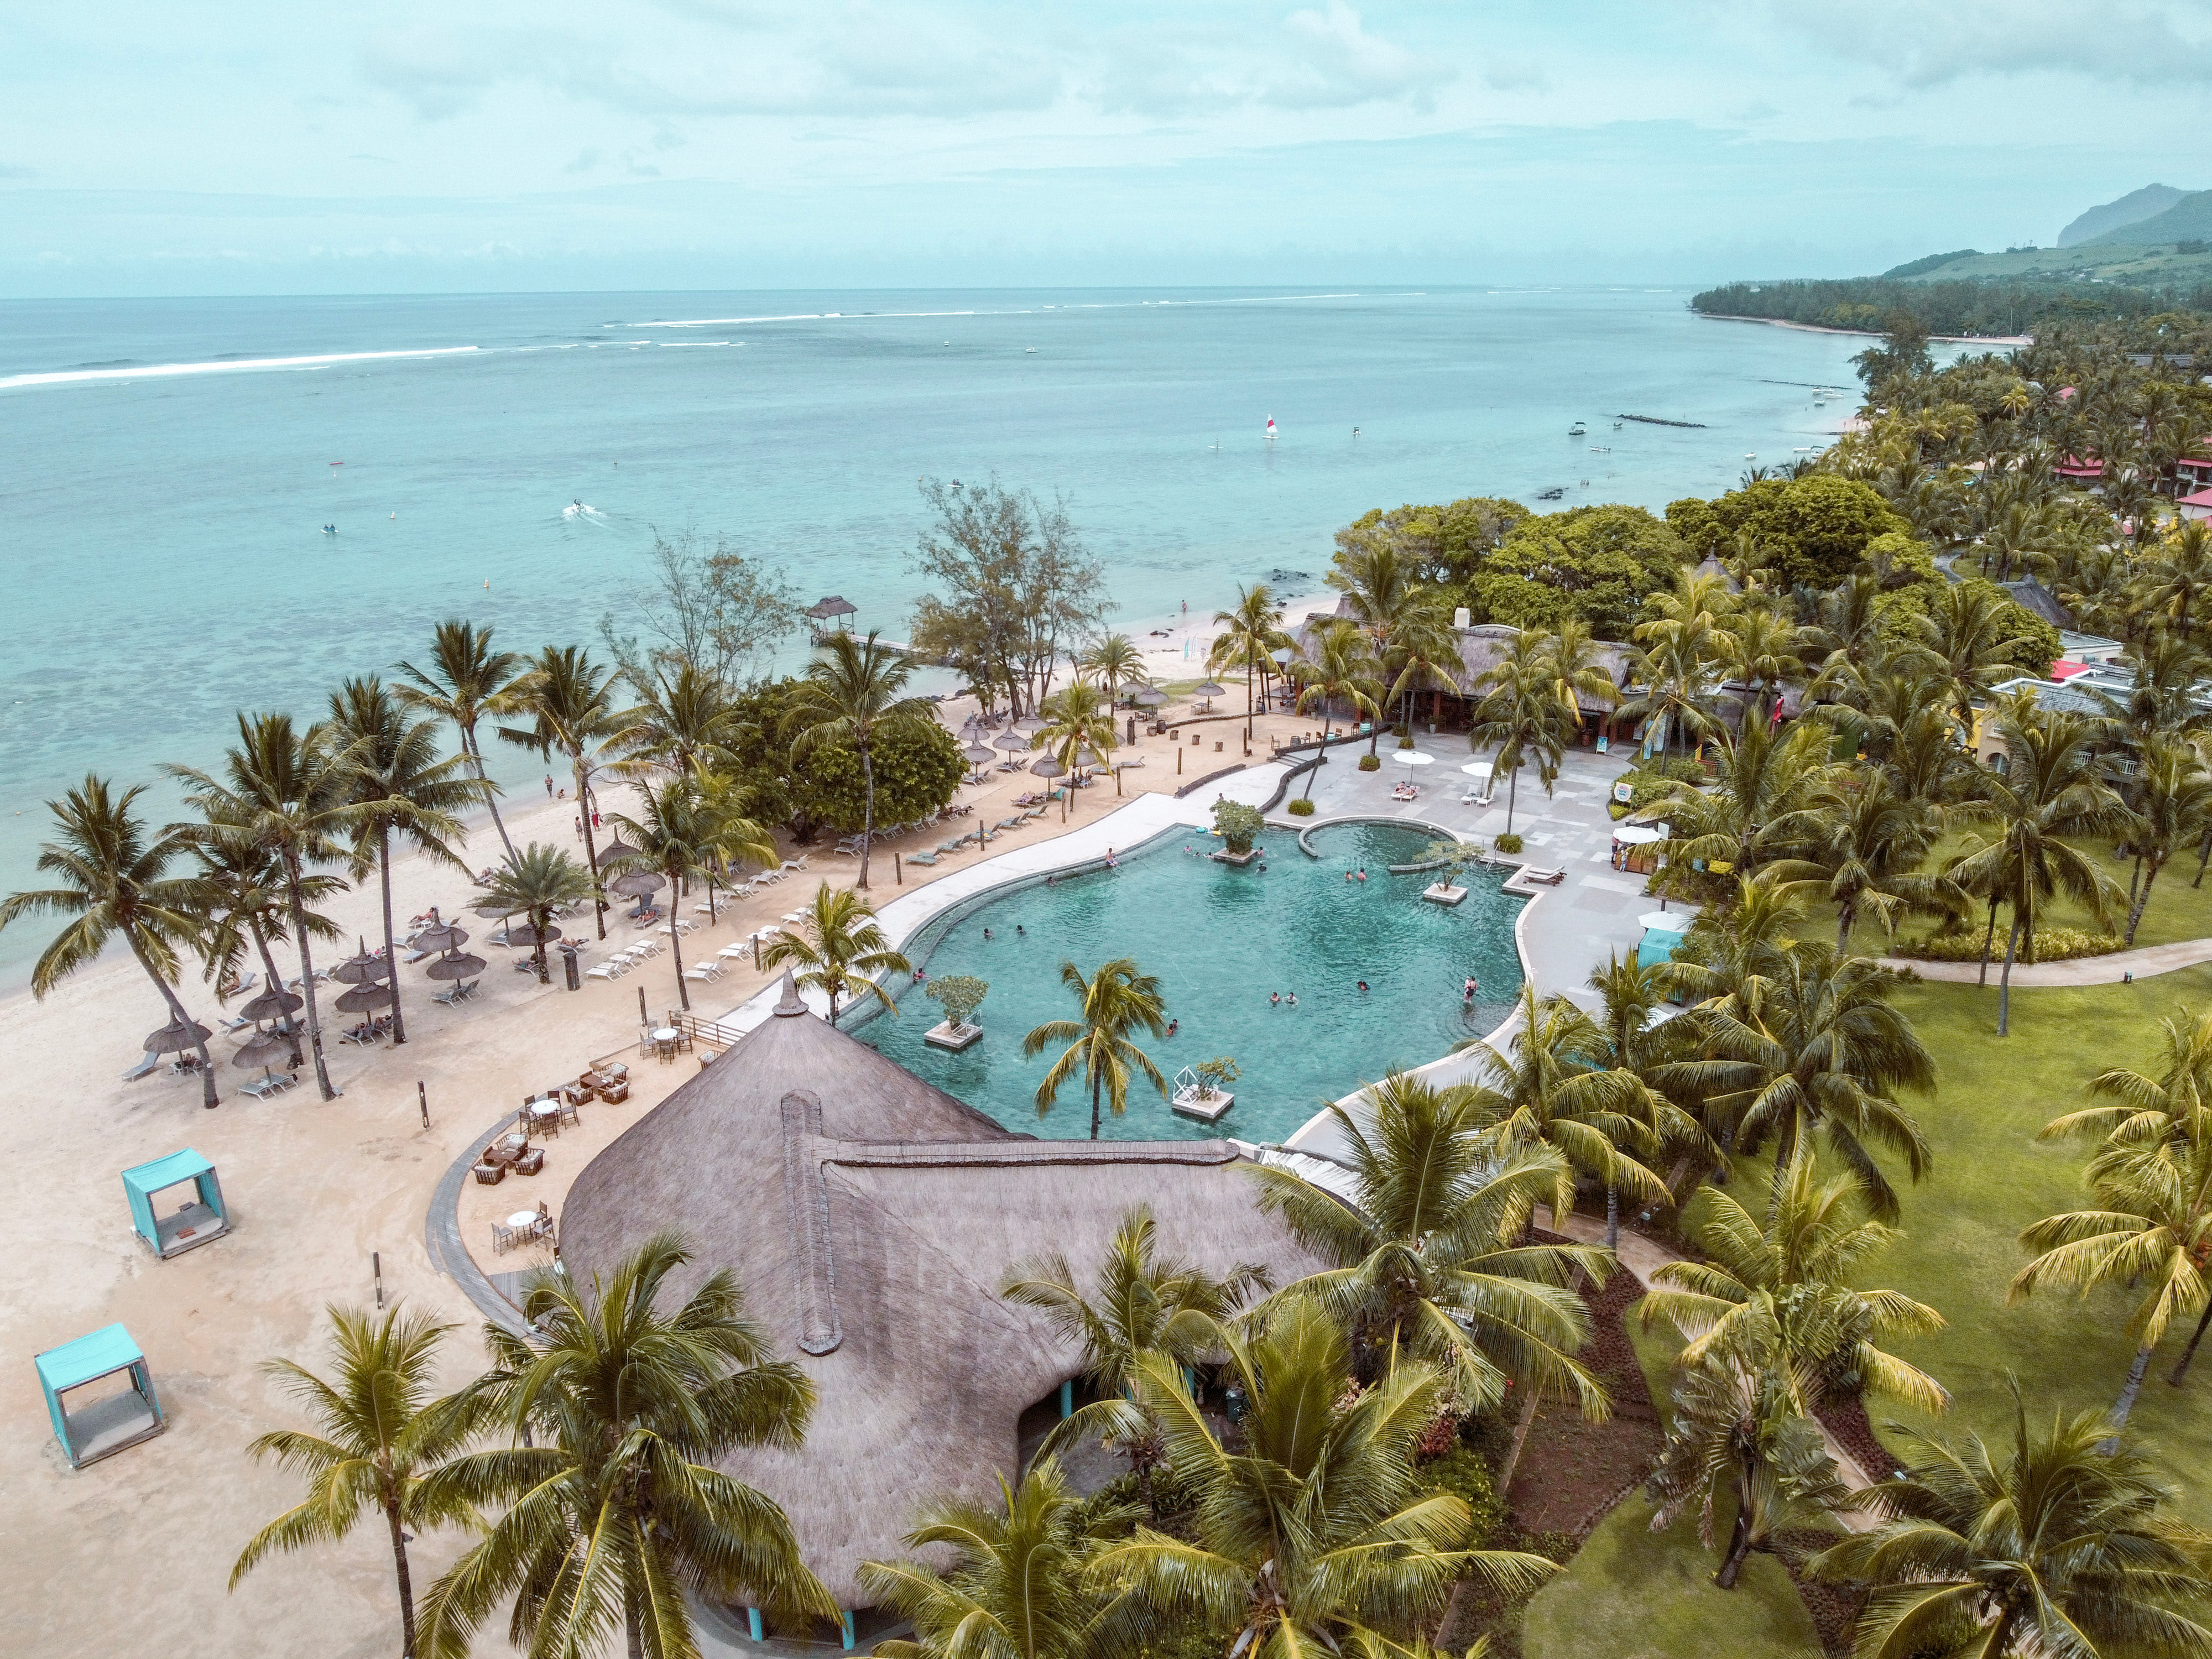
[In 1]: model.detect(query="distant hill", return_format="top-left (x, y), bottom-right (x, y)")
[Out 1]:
top-left (1883, 249), bottom-right (1980, 279)
top-left (2086, 188), bottom-right (2212, 247)
top-left (2059, 184), bottom-right (2190, 247)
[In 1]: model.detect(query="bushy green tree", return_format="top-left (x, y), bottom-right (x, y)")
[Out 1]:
top-left (1667, 474), bottom-right (1912, 590)
top-left (1335, 495), bottom-right (1530, 588)
top-left (1466, 504), bottom-right (1687, 639)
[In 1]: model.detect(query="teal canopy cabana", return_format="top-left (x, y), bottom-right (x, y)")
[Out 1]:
top-left (1636, 910), bottom-right (1689, 973)
top-left (122, 1148), bottom-right (229, 1259)
top-left (35, 1324), bottom-right (165, 1468)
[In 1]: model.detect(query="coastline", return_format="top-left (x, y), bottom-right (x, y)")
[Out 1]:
top-left (1696, 311), bottom-right (2032, 347)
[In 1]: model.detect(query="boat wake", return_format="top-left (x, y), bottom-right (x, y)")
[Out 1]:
top-left (562, 502), bottom-right (608, 523)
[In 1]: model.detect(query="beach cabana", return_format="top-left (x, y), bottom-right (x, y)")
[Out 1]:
top-left (35, 1324), bottom-right (166, 1468)
top-left (1637, 910), bottom-right (1689, 973)
top-left (122, 1148), bottom-right (231, 1259)
top-left (806, 596), bottom-right (858, 633)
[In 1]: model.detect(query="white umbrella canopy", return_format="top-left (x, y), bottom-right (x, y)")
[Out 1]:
top-left (1639, 911), bottom-right (1689, 933)
top-left (1459, 760), bottom-right (1494, 778)
top-left (1392, 750), bottom-right (1435, 767)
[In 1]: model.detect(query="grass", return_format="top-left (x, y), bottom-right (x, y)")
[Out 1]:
top-left (1521, 1492), bottom-right (1822, 1659)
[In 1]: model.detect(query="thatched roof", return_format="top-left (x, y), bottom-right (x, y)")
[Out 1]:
top-left (559, 975), bottom-right (1325, 1611)
top-left (2001, 577), bottom-right (2075, 630)
top-left (805, 595), bottom-right (858, 620)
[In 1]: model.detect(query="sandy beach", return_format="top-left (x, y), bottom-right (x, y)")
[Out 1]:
top-left (0, 672), bottom-right (1343, 1656)
top-left (1697, 311), bottom-right (2034, 348)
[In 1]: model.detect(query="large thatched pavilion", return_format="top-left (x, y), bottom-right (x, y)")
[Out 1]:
top-left (558, 975), bottom-right (1326, 1645)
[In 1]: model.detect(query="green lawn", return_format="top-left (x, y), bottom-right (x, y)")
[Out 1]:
top-left (1522, 1493), bottom-right (1822, 1659)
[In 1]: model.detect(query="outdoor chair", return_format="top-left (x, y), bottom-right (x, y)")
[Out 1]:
top-left (782, 856), bottom-right (808, 872)
top-left (514, 1147), bottom-right (546, 1177)
top-left (583, 963), bottom-right (622, 984)
top-left (471, 1161), bottom-right (506, 1186)
top-left (717, 944), bottom-right (749, 961)
top-left (905, 851), bottom-right (940, 866)
top-left (935, 839), bottom-right (965, 854)
top-left (118, 1053), bottom-right (159, 1084)
top-left (997, 816), bottom-right (1024, 830)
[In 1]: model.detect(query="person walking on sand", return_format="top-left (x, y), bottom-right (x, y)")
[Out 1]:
top-left (544, 773), bottom-right (555, 798)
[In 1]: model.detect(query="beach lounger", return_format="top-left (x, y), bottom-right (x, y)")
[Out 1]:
top-left (997, 816), bottom-right (1025, 830)
top-left (584, 963), bottom-right (623, 983)
top-left (121, 1052), bottom-right (161, 1082)
top-left (936, 839), bottom-right (965, 854)
top-left (717, 945), bottom-right (750, 961)
top-left (905, 851), bottom-right (940, 866)
top-left (403, 948), bottom-right (432, 964)
top-left (781, 856), bottom-right (808, 872)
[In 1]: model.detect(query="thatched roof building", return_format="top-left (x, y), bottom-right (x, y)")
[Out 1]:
top-left (559, 976), bottom-right (1325, 1620)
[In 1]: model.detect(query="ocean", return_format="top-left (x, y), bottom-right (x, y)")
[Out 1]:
top-left (0, 285), bottom-right (1878, 988)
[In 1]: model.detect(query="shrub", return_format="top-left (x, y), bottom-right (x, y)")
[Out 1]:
top-left (1398, 734), bottom-right (1416, 750)
top-left (1494, 832), bottom-right (1524, 854)
top-left (923, 975), bottom-right (988, 1029)
top-left (1892, 926), bottom-right (2122, 964)
top-left (1287, 797), bottom-right (1317, 816)
top-left (1212, 797), bottom-right (1264, 854)
top-left (1419, 1442), bottom-right (1506, 1548)
top-left (1358, 754), bottom-right (1381, 771)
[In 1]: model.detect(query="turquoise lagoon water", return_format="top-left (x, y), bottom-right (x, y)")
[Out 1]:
top-left (856, 821), bottom-right (1523, 1144)
top-left (0, 285), bottom-right (1880, 985)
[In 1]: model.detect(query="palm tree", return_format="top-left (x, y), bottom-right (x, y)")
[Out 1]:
top-left (170, 714), bottom-right (363, 1100)
top-left (1249, 1069), bottom-right (1610, 1417)
top-left (2122, 734), bottom-right (2212, 944)
top-left (1207, 582), bottom-right (1288, 737)
top-left (2136, 520), bottom-right (2212, 638)
top-left (686, 764), bottom-right (780, 924)
top-left (473, 844), bottom-right (594, 984)
top-left (1030, 680), bottom-right (1118, 812)
top-left (1919, 581), bottom-right (2043, 729)
top-left (1093, 1296), bottom-right (1559, 1659)
top-left (1469, 628), bottom-right (1572, 834)
top-left (2013, 1120), bottom-right (2212, 1428)
top-left (1584, 952), bottom-right (1712, 1246)
top-left (193, 827), bottom-right (343, 1068)
top-left (1023, 957), bottom-right (1169, 1140)
top-left (1642, 1146), bottom-right (1948, 1413)
top-left (1672, 943), bottom-right (1936, 1222)
top-left (393, 620), bottom-right (523, 859)
top-left (1646, 1339), bottom-right (1850, 1590)
top-left (608, 659), bottom-right (740, 779)
top-left (1077, 631), bottom-right (1149, 706)
top-left (1946, 693), bottom-right (2127, 1032)
top-left (759, 881), bottom-right (909, 1022)
top-left (232, 1305), bottom-right (484, 1659)
top-left (1542, 615), bottom-right (1619, 747)
top-left (602, 778), bottom-right (722, 1011)
top-left (782, 630), bottom-right (937, 889)
top-left (861, 1459), bottom-right (1126, 1659)
top-left (1000, 1205), bottom-right (1266, 1506)
top-left (1794, 766), bottom-right (1960, 953)
top-left (1618, 567), bottom-right (1734, 758)
top-left (328, 677), bottom-right (482, 1045)
top-left (1718, 604), bottom-right (1805, 730)
top-left (1373, 599), bottom-right (1461, 748)
top-left (416, 1233), bottom-right (836, 1659)
top-left (1470, 983), bottom-right (1673, 1235)
top-left (1286, 619), bottom-right (1382, 800)
top-left (2044, 1004), bottom-right (2212, 1159)
top-left (1, 776), bottom-right (222, 1108)
top-left (1645, 716), bottom-right (1841, 880)
top-left (496, 645), bottom-right (632, 938)
top-left (1811, 1384), bottom-right (2212, 1656)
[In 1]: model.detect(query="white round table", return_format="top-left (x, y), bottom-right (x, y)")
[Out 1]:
top-left (651, 1027), bottom-right (679, 1044)
top-left (507, 1211), bottom-right (539, 1229)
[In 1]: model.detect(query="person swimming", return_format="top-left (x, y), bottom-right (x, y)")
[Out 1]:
top-left (1357, 980), bottom-right (1370, 993)
top-left (1270, 992), bottom-right (1281, 1008)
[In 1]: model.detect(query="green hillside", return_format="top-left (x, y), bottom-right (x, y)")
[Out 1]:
top-left (2087, 187), bottom-right (2212, 246)
top-left (2058, 182), bottom-right (2190, 246)
top-left (1888, 243), bottom-right (2212, 287)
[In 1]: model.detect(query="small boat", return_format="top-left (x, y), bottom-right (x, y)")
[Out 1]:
top-left (1265, 416), bottom-right (1277, 440)
top-left (1568, 421), bottom-right (1587, 436)
top-left (1589, 445), bottom-right (1611, 453)
top-left (1612, 418), bottom-right (1623, 429)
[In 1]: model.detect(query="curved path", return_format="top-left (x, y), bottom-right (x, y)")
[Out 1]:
top-left (1879, 938), bottom-right (2212, 987)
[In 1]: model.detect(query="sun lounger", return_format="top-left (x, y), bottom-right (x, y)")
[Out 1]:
top-left (584, 963), bottom-right (623, 983)
top-left (781, 856), bottom-right (808, 872)
top-left (936, 839), bottom-right (965, 854)
top-left (122, 1053), bottom-right (161, 1082)
top-left (717, 945), bottom-right (750, 961)
top-left (997, 816), bottom-right (1025, 830)
top-left (905, 851), bottom-right (940, 866)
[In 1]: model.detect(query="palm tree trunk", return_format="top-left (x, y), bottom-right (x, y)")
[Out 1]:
top-left (249, 920), bottom-right (302, 1067)
top-left (2193, 828), bottom-right (2212, 888)
top-left (1505, 761), bottom-right (1520, 835)
top-left (669, 898), bottom-right (690, 1011)
top-left (466, 725), bottom-right (515, 860)
top-left (1837, 901), bottom-right (1854, 956)
top-left (385, 1499), bottom-right (417, 1658)
top-left (1302, 714), bottom-right (1333, 800)
top-left (1978, 895), bottom-right (2000, 987)
top-left (532, 906), bottom-right (551, 984)
top-left (857, 738), bottom-right (875, 890)
top-left (1091, 1070), bottom-right (1103, 1141)
top-left (574, 754), bottom-right (604, 940)
top-left (131, 933), bottom-right (219, 1109)
top-left (2110, 1339), bottom-right (2157, 1438)
top-left (1246, 661), bottom-right (1255, 739)
top-left (1997, 916), bottom-right (2022, 1037)
top-left (2168, 1299), bottom-right (2212, 1386)
top-left (1714, 1467), bottom-right (1754, 1589)
top-left (1604, 1182), bottom-right (1620, 1250)
top-left (287, 853), bottom-right (338, 1099)
top-left (2127, 857), bottom-right (2162, 945)
top-left (375, 825), bottom-right (408, 1046)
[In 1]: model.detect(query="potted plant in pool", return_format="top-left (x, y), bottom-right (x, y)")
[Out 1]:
top-left (1171, 1056), bottom-right (1239, 1122)
top-left (1417, 837), bottom-right (1479, 907)
top-left (922, 974), bottom-right (988, 1050)
top-left (1210, 799), bottom-right (1265, 866)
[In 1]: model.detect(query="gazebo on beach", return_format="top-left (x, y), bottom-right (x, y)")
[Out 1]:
top-left (557, 974), bottom-right (1322, 1648)
top-left (35, 1323), bottom-right (166, 1468)
top-left (806, 595), bottom-right (858, 634)
top-left (122, 1148), bottom-right (231, 1259)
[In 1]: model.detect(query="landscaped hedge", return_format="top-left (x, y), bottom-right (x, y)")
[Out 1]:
top-left (1892, 926), bottom-right (2124, 964)
top-left (1286, 797), bottom-right (1317, 816)
top-left (1358, 754), bottom-right (1381, 771)
top-left (1495, 832), bottom-right (1524, 854)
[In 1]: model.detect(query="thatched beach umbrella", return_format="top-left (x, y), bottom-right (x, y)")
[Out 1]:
top-left (472, 898), bottom-right (519, 919)
top-left (233, 1029), bottom-right (290, 1072)
top-left (1029, 754), bottom-right (1067, 781)
top-left (1134, 687), bottom-right (1167, 708)
top-left (593, 837), bottom-right (639, 868)
top-left (334, 983), bottom-right (390, 1015)
top-left (411, 921), bottom-right (468, 953)
top-left (144, 1017), bottom-right (212, 1055)
top-left (502, 922), bottom-right (552, 948)
top-left (993, 729), bottom-right (1029, 753)
top-left (329, 942), bottom-right (392, 986)
top-left (425, 951), bottom-right (488, 982)
top-left (237, 987), bottom-right (304, 1024)
top-left (1014, 713), bottom-right (1047, 737)
top-left (963, 742), bottom-right (994, 766)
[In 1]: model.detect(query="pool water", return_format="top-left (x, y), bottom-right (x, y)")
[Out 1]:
top-left (857, 822), bottom-right (1526, 1144)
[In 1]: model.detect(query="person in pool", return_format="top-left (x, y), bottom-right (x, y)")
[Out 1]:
top-left (1286, 992), bottom-right (1298, 1007)
top-left (1357, 980), bottom-right (1369, 993)
top-left (1165, 1018), bottom-right (1178, 1038)
top-left (983, 928), bottom-right (993, 941)
top-left (1357, 868), bottom-right (1368, 882)
top-left (1270, 992), bottom-right (1281, 1008)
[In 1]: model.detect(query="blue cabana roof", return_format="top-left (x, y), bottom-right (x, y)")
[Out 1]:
top-left (122, 1148), bottom-right (213, 1198)
top-left (36, 1323), bottom-right (144, 1394)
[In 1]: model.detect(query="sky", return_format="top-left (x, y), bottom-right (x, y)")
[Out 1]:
top-left (4, 0), bottom-right (2210, 295)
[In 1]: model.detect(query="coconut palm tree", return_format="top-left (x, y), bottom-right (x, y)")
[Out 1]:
top-left (782, 630), bottom-right (937, 890)
top-left (496, 645), bottom-right (633, 938)
top-left (415, 1233), bottom-right (836, 1659)
top-left (1249, 1069), bottom-right (1610, 1417)
top-left (1643, 1145), bottom-right (1948, 1413)
top-left (2122, 734), bottom-right (2212, 945)
top-left (1094, 1296), bottom-right (1559, 1659)
top-left (1918, 581), bottom-right (2044, 729)
top-left (473, 844), bottom-right (594, 985)
top-left (861, 1459), bottom-right (1128, 1659)
top-left (1718, 604), bottom-right (1806, 731)
top-left (192, 827), bottom-right (343, 1068)
top-left (0, 776), bottom-right (222, 1108)
top-left (2013, 1120), bottom-right (2212, 1427)
top-left (1030, 680), bottom-right (1118, 812)
top-left (1001, 1205), bottom-right (1267, 1507)
top-left (1542, 614), bottom-right (1619, 746)
top-left (602, 778), bottom-right (722, 1011)
top-left (232, 1305), bottom-right (486, 1659)
top-left (1644, 716), bottom-right (1843, 880)
top-left (170, 714), bottom-right (364, 1100)
top-left (686, 764), bottom-right (781, 923)
top-left (2136, 520), bottom-right (2212, 639)
top-left (1207, 582), bottom-right (1288, 737)
top-left (759, 881), bottom-right (909, 1022)
top-left (327, 677), bottom-right (483, 1045)
top-left (1286, 619), bottom-right (1383, 800)
top-left (1076, 631), bottom-right (1148, 705)
top-left (1671, 943), bottom-right (1936, 1223)
top-left (1584, 952), bottom-right (1712, 1246)
top-left (1946, 692), bottom-right (2127, 1032)
top-left (1327, 534), bottom-right (1431, 722)
top-left (2044, 1004), bottom-right (2212, 1159)
top-left (1469, 628), bottom-right (1573, 834)
top-left (393, 620), bottom-right (523, 859)
top-left (1618, 567), bottom-right (1734, 758)
top-left (1023, 957), bottom-right (1170, 1140)
top-left (607, 660), bottom-right (741, 780)
top-left (1794, 766), bottom-right (1960, 953)
top-left (1469, 983), bottom-right (1673, 1235)
top-left (1811, 1383), bottom-right (2212, 1656)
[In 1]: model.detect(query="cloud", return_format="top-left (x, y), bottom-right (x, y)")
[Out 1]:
top-left (562, 148), bottom-right (602, 175)
top-left (1089, 3), bottom-right (1452, 117)
top-left (357, 28), bottom-right (505, 119)
top-left (1271, 2), bottom-right (1454, 109)
top-left (0, 164), bottom-right (35, 181)
top-left (1482, 57), bottom-right (1550, 94)
top-left (1772, 1), bottom-right (2212, 88)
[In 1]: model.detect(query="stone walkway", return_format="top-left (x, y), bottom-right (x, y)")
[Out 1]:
top-left (1880, 937), bottom-right (2212, 986)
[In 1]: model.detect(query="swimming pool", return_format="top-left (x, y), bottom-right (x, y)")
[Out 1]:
top-left (855, 821), bottom-right (1527, 1144)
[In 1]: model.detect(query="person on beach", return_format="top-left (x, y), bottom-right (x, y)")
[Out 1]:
top-left (574, 815), bottom-right (583, 841)
top-left (544, 774), bottom-right (554, 797)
